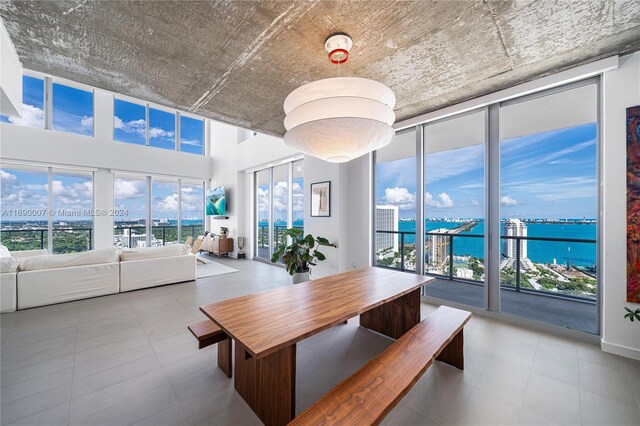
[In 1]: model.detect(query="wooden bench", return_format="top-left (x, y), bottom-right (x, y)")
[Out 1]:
top-left (290, 306), bottom-right (471, 425)
top-left (188, 320), bottom-right (232, 378)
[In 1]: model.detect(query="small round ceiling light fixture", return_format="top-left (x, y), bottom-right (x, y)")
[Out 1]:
top-left (325, 33), bottom-right (353, 64)
top-left (283, 33), bottom-right (396, 163)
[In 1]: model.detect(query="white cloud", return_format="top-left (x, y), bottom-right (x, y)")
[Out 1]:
top-left (471, 199), bottom-right (480, 206)
top-left (149, 127), bottom-right (175, 139)
top-left (157, 193), bottom-right (178, 211)
top-left (425, 144), bottom-right (484, 184)
top-left (425, 191), bottom-right (454, 208)
top-left (383, 187), bottom-right (416, 210)
top-left (501, 195), bottom-right (518, 206)
top-left (1, 170), bottom-right (18, 186)
top-left (114, 116), bottom-right (146, 136)
top-left (80, 116), bottom-right (93, 129)
top-left (8, 104), bottom-right (44, 128)
top-left (180, 138), bottom-right (202, 147)
top-left (114, 178), bottom-right (145, 199)
top-left (180, 185), bottom-right (203, 213)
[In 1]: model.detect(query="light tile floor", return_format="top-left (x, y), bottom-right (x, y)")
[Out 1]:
top-left (1, 258), bottom-right (638, 426)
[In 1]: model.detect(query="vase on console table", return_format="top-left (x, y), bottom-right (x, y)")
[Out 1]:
top-left (220, 227), bottom-right (229, 238)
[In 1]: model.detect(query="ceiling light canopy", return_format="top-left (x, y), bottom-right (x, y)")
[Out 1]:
top-left (283, 34), bottom-right (396, 163)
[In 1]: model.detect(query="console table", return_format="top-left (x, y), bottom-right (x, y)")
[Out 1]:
top-left (210, 237), bottom-right (233, 258)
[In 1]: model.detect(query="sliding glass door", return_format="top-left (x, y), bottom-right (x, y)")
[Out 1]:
top-left (255, 169), bottom-right (271, 261)
top-left (422, 109), bottom-right (486, 308)
top-left (374, 78), bottom-right (600, 334)
top-left (114, 175), bottom-right (204, 248)
top-left (254, 160), bottom-right (303, 262)
top-left (499, 81), bottom-right (598, 333)
top-left (374, 129), bottom-right (417, 272)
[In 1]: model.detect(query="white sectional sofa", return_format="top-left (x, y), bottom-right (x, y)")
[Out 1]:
top-left (1, 249), bottom-right (47, 313)
top-left (17, 247), bottom-right (120, 309)
top-left (119, 244), bottom-right (196, 292)
top-left (0, 244), bottom-right (196, 311)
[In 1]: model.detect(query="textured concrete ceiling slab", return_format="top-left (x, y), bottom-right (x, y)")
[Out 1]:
top-left (1, 0), bottom-right (639, 136)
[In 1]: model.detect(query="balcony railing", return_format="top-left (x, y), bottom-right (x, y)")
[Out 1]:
top-left (114, 224), bottom-right (204, 248)
top-left (257, 225), bottom-right (304, 249)
top-left (374, 230), bottom-right (597, 302)
top-left (500, 235), bottom-right (597, 302)
top-left (0, 227), bottom-right (92, 253)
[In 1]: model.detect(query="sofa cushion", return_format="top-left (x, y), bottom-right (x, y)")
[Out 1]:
top-left (19, 247), bottom-right (120, 272)
top-left (11, 249), bottom-right (48, 259)
top-left (119, 244), bottom-right (191, 262)
top-left (1, 257), bottom-right (20, 273)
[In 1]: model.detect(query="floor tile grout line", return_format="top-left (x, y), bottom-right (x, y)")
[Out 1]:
top-left (132, 297), bottom-right (192, 425)
top-left (0, 325), bottom-right (78, 425)
top-left (66, 316), bottom-right (81, 426)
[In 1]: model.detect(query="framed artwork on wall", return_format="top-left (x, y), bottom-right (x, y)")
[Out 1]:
top-left (310, 181), bottom-right (331, 217)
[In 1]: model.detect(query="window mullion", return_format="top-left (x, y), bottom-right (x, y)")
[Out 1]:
top-left (47, 167), bottom-right (53, 253)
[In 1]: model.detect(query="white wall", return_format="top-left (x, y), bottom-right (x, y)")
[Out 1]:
top-left (302, 157), bottom-right (345, 277)
top-left (601, 52), bottom-right (640, 359)
top-left (0, 18), bottom-right (22, 117)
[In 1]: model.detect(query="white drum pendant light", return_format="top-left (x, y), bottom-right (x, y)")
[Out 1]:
top-left (283, 34), bottom-right (396, 163)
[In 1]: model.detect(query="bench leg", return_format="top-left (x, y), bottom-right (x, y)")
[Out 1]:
top-left (217, 337), bottom-right (232, 378)
top-left (437, 329), bottom-right (464, 370)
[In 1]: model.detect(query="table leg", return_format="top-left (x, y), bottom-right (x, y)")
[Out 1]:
top-left (360, 288), bottom-right (421, 339)
top-left (234, 342), bottom-right (296, 426)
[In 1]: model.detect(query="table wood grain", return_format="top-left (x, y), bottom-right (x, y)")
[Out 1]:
top-left (200, 267), bottom-right (434, 359)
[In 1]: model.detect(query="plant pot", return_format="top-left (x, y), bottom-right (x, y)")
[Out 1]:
top-left (292, 271), bottom-right (310, 284)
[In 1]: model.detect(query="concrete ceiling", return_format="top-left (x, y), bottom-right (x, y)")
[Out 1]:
top-left (1, 1), bottom-right (640, 137)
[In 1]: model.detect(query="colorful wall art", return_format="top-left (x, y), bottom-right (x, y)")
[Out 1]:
top-left (627, 105), bottom-right (640, 303)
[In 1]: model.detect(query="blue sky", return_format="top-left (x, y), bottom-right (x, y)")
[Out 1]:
top-left (112, 178), bottom-right (204, 222)
top-left (3, 75), bottom-right (203, 154)
top-left (376, 123), bottom-right (597, 220)
top-left (256, 176), bottom-right (305, 222)
top-left (1, 75), bottom-right (44, 128)
top-left (1, 169), bottom-right (93, 222)
top-left (114, 99), bottom-right (146, 145)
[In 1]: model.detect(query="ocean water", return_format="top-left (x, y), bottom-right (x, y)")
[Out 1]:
top-left (397, 220), bottom-right (596, 267)
top-left (260, 219), bottom-right (597, 267)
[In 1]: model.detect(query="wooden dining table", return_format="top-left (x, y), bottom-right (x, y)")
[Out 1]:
top-left (200, 267), bottom-right (434, 426)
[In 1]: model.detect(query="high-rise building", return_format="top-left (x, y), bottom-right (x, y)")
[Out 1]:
top-left (375, 205), bottom-right (399, 254)
top-left (502, 218), bottom-right (534, 269)
top-left (503, 218), bottom-right (528, 258)
top-left (427, 228), bottom-right (451, 270)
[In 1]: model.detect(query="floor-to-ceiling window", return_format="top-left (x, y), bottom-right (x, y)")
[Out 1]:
top-left (254, 159), bottom-right (303, 262)
top-left (422, 110), bottom-right (486, 308)
top-left (0, 166), bottom-right (94, 253)
top-left (292, 160), bottom-right (304, 233)
top-left (1, 167), bottom-right (50, 251)
top-left (181, 181), bottom-right (205, 238)
top-left (499, 81), bottom-right (598, 333)
top-left (255, 169), bottom-right (270, 261)
top-left (114, 175), bottom-right (148, 248)
top-left (51, 170), bottom-right (94, 253)
top-left (114, 175), bottom-right (204, 248)
top-left (374, 78), bottom-right (600, 334)
top-left (374, 129), bottom-right (417, 272)
top-left (272, 165), bottom-right (289, 263)
top-left (151, 179), bottom-right (179, 245)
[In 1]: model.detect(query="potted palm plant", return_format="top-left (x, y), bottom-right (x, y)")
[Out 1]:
top-left (271, 228), bottom-right (336, 284)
